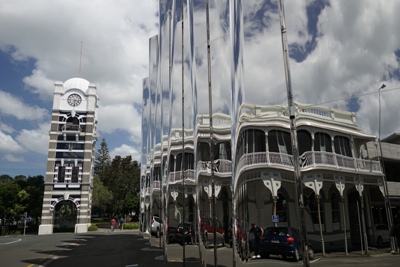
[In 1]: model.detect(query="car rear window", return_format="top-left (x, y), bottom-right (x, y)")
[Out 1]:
top-left (265, 227), bottom-right (289, 236)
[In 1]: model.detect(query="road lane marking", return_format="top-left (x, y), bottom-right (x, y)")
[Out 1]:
top-left (0, 238), bottom-right (21, 245)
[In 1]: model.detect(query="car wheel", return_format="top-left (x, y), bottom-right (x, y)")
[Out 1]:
top-left (308, 246), bottom-right (315, 260)
top-left (292, 248), bottom-right (300, 262)
top-left (377, 236), bottom-right (383, 248)
top-left (261, 251), bottom-right (269, 259)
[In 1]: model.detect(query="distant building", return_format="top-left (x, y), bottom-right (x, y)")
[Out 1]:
top-left (366, 133), bottom-right (400, 211)
top-left (38, 78), bottom-right (98, 235)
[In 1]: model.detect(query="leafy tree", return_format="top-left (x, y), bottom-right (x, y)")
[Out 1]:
top-left (92, 175), bottom-right (113, 215)
top-left (0, 174), bottom-right (12, 183)
top-left (24, 176), bottom-right (44, 223)
top-left (100, 156), bottom-right (140, 217)
top-left (94, 138), bottom-right (111, 177)
top-left (0, 182), bottom-right (21, 218)
top-left (14, 175), bottom-right (27, 181)
top-left (10, 190), bottom-right (29, 216)
top-left (0, 175), bottom-right (44, 224)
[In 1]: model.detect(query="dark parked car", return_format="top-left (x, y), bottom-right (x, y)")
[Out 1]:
top-left (175, 222), bottom-right (196, 245)
top-left (259, 226), bottom-right (314, 262)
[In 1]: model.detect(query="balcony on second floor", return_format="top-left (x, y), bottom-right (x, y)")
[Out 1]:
top-left (236, 151), bottom-right (382, 176)
top-left (197, 159), bottom-right (232, 174)
top-left (153, 180), bottom-right (161, 189)
top-left (169, 169), bottom-right (195, 184)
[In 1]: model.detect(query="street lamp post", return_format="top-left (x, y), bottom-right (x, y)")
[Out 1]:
top-left (378, 83), bottom-right (395, 252)
top-left (277, 0), bottom-right (309, 266)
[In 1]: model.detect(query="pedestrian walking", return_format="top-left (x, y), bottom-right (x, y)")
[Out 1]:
top-left (249, 222), bottom-right (263, 259)
top-left (119, 217), bottom-right (125, 230)
top-left (110, 218), bottom-right (117, 232)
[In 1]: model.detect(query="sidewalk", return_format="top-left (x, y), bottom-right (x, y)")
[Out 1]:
top-left (318, 247), bottom-right (397, 258)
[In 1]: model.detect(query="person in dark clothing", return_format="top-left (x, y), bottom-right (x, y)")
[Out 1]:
top-left (249, 223), bottom-right (263, 259)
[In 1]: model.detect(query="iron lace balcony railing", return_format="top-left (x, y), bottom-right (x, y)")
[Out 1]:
top-left (237, 151), bottom-right (382, 174)
top-left (197, 159), bottom-right (232, 174)
top-left (169, 169), bottom-right (195, 183)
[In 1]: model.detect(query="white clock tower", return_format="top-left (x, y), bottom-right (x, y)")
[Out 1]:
top-left (38, 77), bottom-right (99, 235)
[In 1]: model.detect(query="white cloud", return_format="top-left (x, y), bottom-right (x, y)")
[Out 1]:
top-left (16, 123), bottom-right (50, 155)
top-left (110, 144), bottom-right (140, 162)
top-left (2, 154), bottom-right (25, 163)
top-left (0, 90), bottom-right (48, 121)
top-left (98, 104), bottom-right (142, 144)
top-left (23, 69), bottom-right (54, 101)
top-left (0, 131), bottom-right (24, 154)
top-left (0, 121), bottom-right (14, 134)
top-left (0, 0), bottom-right (158, 108)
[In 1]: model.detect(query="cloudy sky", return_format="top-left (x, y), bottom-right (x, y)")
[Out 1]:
top-left (1, 0), bottom-right (399, 177)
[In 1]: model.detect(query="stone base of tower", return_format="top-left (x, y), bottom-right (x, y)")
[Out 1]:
top-left (75, 224), bottom-right (89, 233)
top-left (38, 224), bottom-right (54, 235)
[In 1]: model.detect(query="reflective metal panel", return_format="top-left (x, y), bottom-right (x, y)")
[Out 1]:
top-left (191, 0), bottom-right (233, 266)
top-left (141, 77), bottom-right (150, 234)
top-left (159, 0), bottom-right (172, 259)
top-left (232, 1), bottom-right (298, 267)
top-left (165, 0), bottom-right (199, 264)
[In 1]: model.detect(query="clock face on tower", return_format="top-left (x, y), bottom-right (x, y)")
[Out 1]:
top-left (67, 94), bottom-right (82, 107)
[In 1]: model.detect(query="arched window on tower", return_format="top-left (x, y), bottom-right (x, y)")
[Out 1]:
top-left (65, 117), bottom-right (80, 131)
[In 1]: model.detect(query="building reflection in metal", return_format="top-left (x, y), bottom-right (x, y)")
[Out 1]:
top-left (149, 34), bottom-right (164, 248)
top-left (141, 1), bottom-right (389, 267)
top-left (164, 0), bottom-right (199, 264)
top-left (192, 0), bottom-right (233, 267)
top-left (159, 0), bottom-right (173, 260)
top-left (141, 77), bottom-right (150, 235)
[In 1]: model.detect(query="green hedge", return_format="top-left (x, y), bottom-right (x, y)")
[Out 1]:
top-left (88, 224), bottom-right (98, 231)
top-left (124, 222), bottom-right (140, 229)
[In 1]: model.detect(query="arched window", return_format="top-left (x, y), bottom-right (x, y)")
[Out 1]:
top-left (331, 192), bottom-right (340, 223)
top-left (334, 136), bottom-right (352, 157)
top-left (244, 129), bottom-right (265, 153)
top-left (65, 116), bottom-right (80, 131)
top-left (198, 142), bottom-right (210, 161)
top-left (314, 132), bottom-right (332, 152)
top-left (276, 193), bottom-right (288, 223)
top-left (305, 190), bottom-right (324, 224)
top-left (297, 130), bottom-right (312, 156)
top-left (169, 156), bottom-right (175, 172)
top-left (268, 130), bottom-right (292, 154)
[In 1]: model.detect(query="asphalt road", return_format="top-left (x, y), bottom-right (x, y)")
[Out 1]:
top-left (1, 230), bottom-right (399, 267)
top-left (0, 230), bottom-right (164, 267)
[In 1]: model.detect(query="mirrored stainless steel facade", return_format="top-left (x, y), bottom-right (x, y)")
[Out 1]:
top-left (140, 1), bottom-right (390, 266)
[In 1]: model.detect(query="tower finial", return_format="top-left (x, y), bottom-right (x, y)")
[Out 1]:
top-left (78, 41), bottom-right (83, 77)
